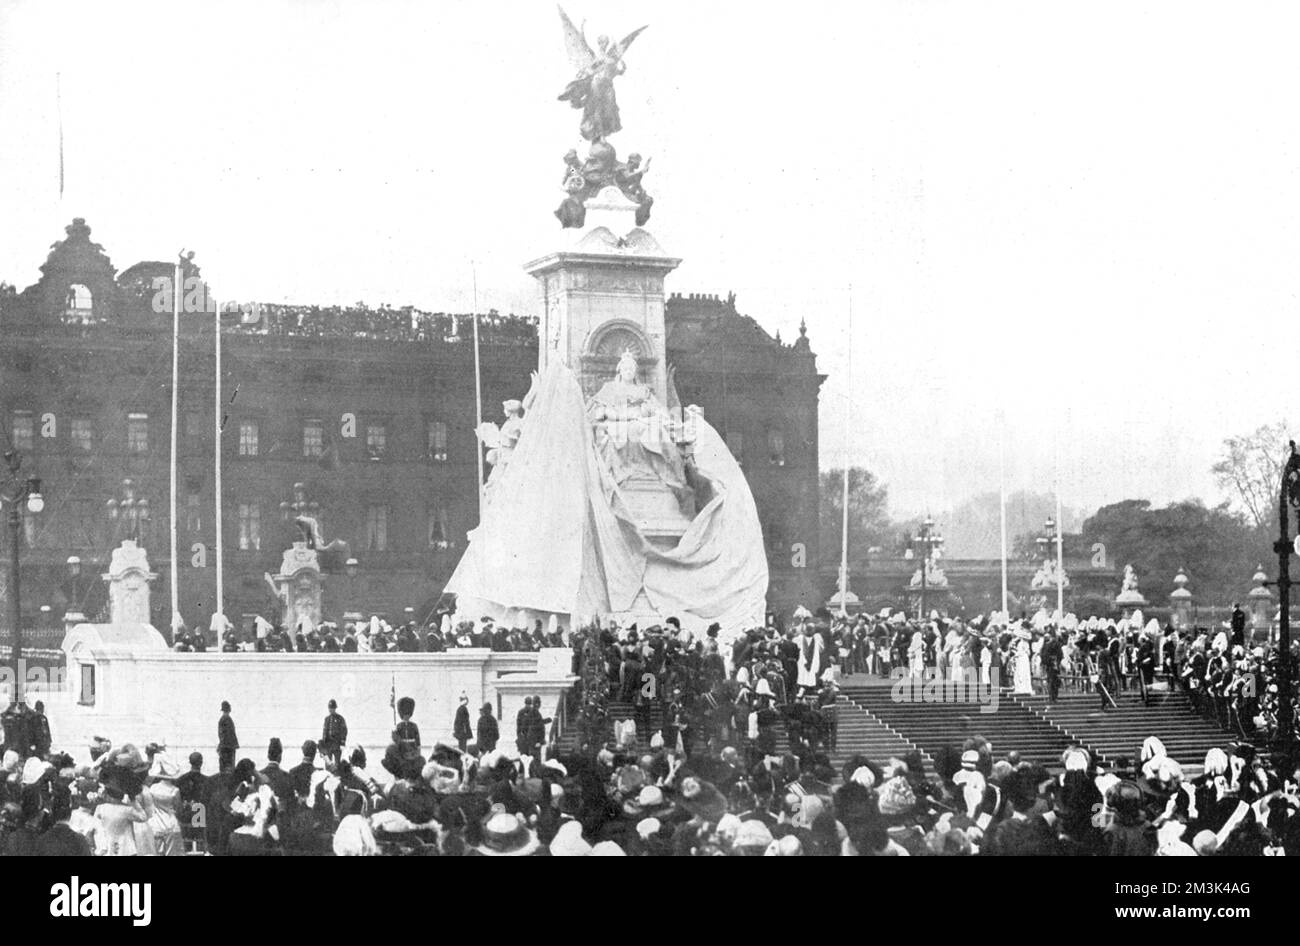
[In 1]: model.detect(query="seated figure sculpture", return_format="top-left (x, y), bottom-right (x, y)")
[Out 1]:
top-left (586, 351), bottom-right (688, 497)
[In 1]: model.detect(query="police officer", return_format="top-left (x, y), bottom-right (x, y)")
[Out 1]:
top-left (321, 699), bottom-right (348, 764)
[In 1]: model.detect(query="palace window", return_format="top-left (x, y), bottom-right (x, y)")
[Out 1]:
top-left (127, 413), bottom-right (150, 453)
top-left (303, 420), bottom-right (324, 457)
top-left (64, 283), bottom-right (93, 323)
top-left (239, 420), bottom-right (259, 457)
top-left (428, 505), bottom-right (451, 549)
top-left (768, 429), bottom-right (786, 467)
top-left (366, 505), bottom-right (389, 551)
top-left (428, 420), bottom-right (448, 462)
top-left (238, 503), bottom-right (261, 551)
top-left (185, 493), bottom-right (202, 533)
top-left (71, 417), bottom-right (93, 452)
top-left (11, 411), bottom-right (34, 451)
top-left (79, 665), bottom-right (96, 706)
top-left (366, 423), bottom-right (387, 459)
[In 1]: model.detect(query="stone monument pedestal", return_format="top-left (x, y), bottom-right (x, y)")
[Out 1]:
top-left (525, 186), bottom-right (682, 405)
top-left (273, 541), bottom-right (324, 630)
top-left (620, 473), bottom-right (694, 548)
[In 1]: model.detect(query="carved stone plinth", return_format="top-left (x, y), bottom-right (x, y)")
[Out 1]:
top-left (101, 540), bottom-right (157, 626)
top-left (620, 473), bottom-right (694, 548)
top-left (525, 192), bottom-right (682, 406)
top-left (273, 541), bottom-right (324, 630)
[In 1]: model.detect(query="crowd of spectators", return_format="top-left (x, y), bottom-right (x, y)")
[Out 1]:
top-left (175, 616), bottom-right (566, 655)
top-left (6, 605), bottom-right (1280, 855)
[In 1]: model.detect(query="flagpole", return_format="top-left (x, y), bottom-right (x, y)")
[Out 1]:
top-left (1055, 430), bottom-right (1064, 618)
top-left (170, 253), bottom-right (183, 638)
top-left (838, 287), bottom-right (852, 618)
top-left (471, 263), bottom-right (485, 512)
top-left (214, 290), bottom-right (224, 630)
top-left (56, 72), bottom-right (64, 202)
top-left (998, 409), bottom-right (1008, 619)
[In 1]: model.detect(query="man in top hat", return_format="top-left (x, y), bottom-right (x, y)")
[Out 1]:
top-left (321, 699), bottom-right (348, 765)
top-left (453, 693), bottom-right (473, 753)
top-left (516, 696), bottom-right (540, 761)
top-left (217, 701), bottom-right (238, 773)
top-left (1041, 629), bottom-right (1063, 703)
top-left (30, 700), bottom-right (52, 760)
top-left (1230, 602), bottom-right (1246, 649)
top-left (477, 702), bottom-right (499, 754)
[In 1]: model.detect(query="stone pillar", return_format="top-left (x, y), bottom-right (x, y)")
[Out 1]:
top-left (1168, 569), bottom-right (1193, 632)
top-left (101, 540), bottom-right (157, 626)
top-left (1114, 564), bottom-right (1148, 623)
top-left (525, 187), bottom-right (682, 405)
top-left (1247, 565), bottom-right (1273, 643)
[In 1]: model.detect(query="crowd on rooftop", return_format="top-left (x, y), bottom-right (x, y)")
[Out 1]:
top-left (229, 304), bottom-right (537, 346)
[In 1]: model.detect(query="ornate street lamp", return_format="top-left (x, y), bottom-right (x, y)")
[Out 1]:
top-left (910, 515), bottom-right (944, 622)
top-left (2, 450), bottom-right (45, 718)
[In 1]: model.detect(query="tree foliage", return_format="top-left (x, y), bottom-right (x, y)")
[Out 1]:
top-left (820, 467), bottom-right (891, 567)
top-left (1081, 498), bottom-right (1265, 606)
top-left (1212, 420), bottom-right (1291, 530)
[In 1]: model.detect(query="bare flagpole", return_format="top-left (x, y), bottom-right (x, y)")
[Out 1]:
top-left (56, 72), bottom-right (64, 202)
top-left (170, 253), bottom-right (183, 638)
top-left (838, 286), bottom-right (852, 618)
top-left (472, 263), bottom-right (485, 512)
top-left (1055, 430), bottom-right (1064, 618)
top-left (214, 289), bottom-right (224, 631)
top-left (998, 409), bottom-right (1008, 619)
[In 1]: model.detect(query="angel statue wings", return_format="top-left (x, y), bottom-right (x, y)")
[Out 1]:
top-left (556, 6), bottom-right (648, 143)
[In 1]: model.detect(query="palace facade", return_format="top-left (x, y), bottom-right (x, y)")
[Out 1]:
top-left (0, 220), bottom-right (824, 636)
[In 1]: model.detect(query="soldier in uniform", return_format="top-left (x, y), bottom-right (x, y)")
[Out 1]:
top-left (321, 699), bottom-right (348, 764)
top-left (393, 696), bottom-right (421, 757)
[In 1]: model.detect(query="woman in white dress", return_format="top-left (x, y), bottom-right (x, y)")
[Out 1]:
top-left (94, 789), bottom-right (149, 856)
top-left (908, 630), bottom-right (926, 678)
top-left (1013, 634), bottom-right (1034, 694)
top-left (145, 754), bottom-right (183, 856)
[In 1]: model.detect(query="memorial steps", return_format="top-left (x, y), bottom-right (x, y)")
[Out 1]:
top-left (1009, 688), bottom-right (1259, 771)
top-left (552, 689), bottom-right (926, 772)
top-left (840, 680), bottom-right (1074, 768)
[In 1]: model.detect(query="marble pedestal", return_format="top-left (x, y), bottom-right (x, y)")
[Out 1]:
top-left (620, 473), bottom-right (694, 549)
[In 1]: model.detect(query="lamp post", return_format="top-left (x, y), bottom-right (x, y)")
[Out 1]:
top-left (1035, 515), bottom-right (1064, 616)
top-left (66, 555), bottom-right (81, 616)
top-left (910, 516), bottom-right (944, 622)
top-left (3, 449), bottom-right (45, 712)
top-left (1271, 441), bottom-right (1299, 750)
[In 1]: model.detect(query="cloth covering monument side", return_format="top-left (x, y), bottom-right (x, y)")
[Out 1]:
top-left (445, 363), bottom-right (767, 634)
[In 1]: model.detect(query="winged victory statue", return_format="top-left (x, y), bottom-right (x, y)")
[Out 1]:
top-left (556, 7), bottom-right (647, 143)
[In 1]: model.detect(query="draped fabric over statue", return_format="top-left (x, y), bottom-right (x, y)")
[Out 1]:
top-left (445, 364), bottom-right (767, 633)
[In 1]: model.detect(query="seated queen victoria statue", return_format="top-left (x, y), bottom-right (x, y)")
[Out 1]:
top-left (586, 351), bottom-right (689, 496)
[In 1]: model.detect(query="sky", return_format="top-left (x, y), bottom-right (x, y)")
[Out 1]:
top-left (1, 0), bottom-right (1297, 526)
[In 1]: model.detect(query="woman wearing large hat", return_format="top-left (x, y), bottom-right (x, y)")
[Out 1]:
top-left (470, 808), bottom-right (542, 856)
